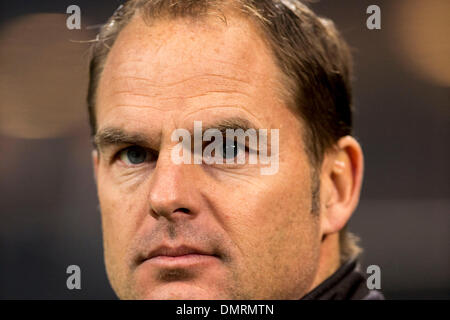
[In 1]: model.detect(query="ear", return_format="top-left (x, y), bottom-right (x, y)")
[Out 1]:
top-left (92, 149), bottom-right (99, 184)
top-left (319, 136), bottom-right (364, 236)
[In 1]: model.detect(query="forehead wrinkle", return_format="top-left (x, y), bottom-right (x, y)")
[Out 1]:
top-left (102, 72), bottom-right (258, 118)
top-left (156, 89), bottom-right (252, 101)
top-left (105, 104), bottom-right (171, 112)
top-left (108, 67), bottom-right (274, 105)
top-left (181, 104), bottom-right (265, 128)
top-left (104, 72), bottom-right (253, 103)
top-left (110, 89), bottom-right (251, 102)
top-left (110, 90), bottom-right (159, 99)
top-left (110, 73), bottom-right (250, 88)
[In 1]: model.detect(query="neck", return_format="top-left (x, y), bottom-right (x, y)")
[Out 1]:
top-left (307, 232), bottom-right (341, 293)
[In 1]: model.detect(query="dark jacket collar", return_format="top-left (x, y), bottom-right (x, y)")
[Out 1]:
top-left (301, 259), bottom-right (384, 300)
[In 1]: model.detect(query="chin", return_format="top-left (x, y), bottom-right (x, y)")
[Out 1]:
top-left (139, 283), bottom-right (227, 300)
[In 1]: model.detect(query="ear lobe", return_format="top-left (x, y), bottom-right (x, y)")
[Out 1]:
top-left (320, 136), bottom-right (364, 236)
top-left (92, 149), bottom-right (99, 184)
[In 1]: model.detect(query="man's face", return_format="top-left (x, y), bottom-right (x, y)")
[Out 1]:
top-left (94, 13), bottom-right (322, 299)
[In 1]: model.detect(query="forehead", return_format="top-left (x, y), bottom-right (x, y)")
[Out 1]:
top-left (96, 12), bottom-right (291, 132)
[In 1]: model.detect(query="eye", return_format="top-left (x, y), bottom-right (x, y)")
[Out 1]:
top-left (119, 146), bottom-right (149, 165)
top-left (218, 139), bottom-right (244, 160)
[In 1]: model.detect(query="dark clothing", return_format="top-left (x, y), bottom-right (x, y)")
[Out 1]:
top-left (301, 260), bottom-right (384, 300)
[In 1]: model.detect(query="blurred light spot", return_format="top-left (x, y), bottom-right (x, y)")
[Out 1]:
top-left (392, 0), bottom-right (450, 87)
top-left (0, 13), bottom-right (95, 139)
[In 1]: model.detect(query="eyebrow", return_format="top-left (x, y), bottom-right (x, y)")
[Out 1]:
top-left (94, 128), bottom-right (151, 150)
top-left (202, 117), bottom-right (259, 133)
top-left (94, 116), bottom-right (260, 150)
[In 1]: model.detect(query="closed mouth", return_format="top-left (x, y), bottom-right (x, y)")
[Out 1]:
top-left (142, 245), bottom-right (221, 262)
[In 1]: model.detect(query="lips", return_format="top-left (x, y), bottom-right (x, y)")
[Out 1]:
top-left (135, 244), bottom-right (222, 270)
top-left (147, 245), bottom-right (216, 260)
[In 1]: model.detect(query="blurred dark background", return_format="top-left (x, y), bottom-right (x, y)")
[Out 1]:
top-left (0, 0), bottom-right (448, 299)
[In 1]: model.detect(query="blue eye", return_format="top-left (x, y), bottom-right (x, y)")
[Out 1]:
top-left (120, 146), bottom-right (148, 165)
top-left (220, 140), bottom-right (240, 160)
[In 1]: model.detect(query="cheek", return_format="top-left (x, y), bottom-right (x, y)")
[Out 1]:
top-left (218, 151), bottom-right (314, 246)
top-left (207, 154), bottom-right (320, 297)
top-left (97, 167), bottom-right (152, 298)
top-left (97, 167), bottom-right (148, 263)
top-left (233, 175), bottom-right (317, 258)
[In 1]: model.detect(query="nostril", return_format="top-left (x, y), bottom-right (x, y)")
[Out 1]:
top-left (175, 208), bottom-right (190, 214)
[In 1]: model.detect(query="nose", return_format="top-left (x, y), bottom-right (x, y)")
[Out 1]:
top-left (147, 151), bottom-right (199, 221)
